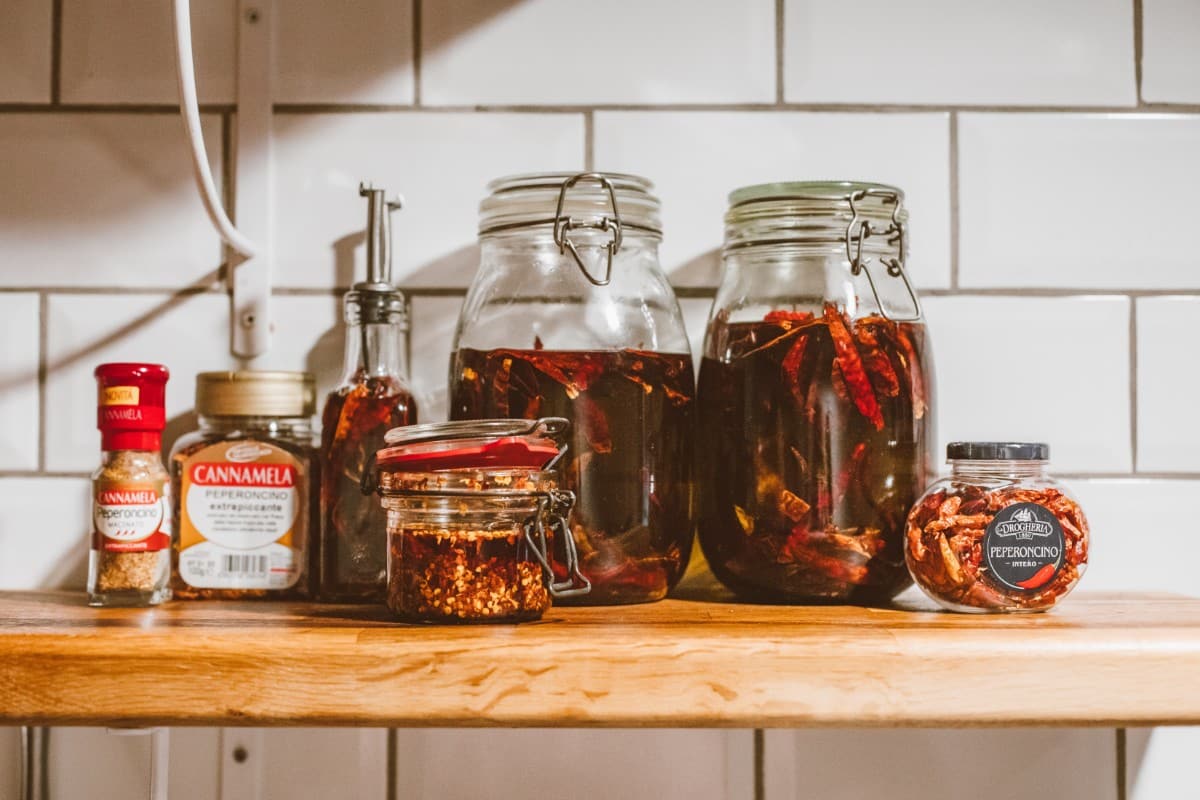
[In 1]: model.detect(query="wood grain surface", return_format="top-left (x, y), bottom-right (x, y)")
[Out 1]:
top-left (1, 591), bottom-right (1197, 728)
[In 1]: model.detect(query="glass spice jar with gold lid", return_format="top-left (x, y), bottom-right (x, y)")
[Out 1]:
top-left (170, 371), bottom-right (318, 600)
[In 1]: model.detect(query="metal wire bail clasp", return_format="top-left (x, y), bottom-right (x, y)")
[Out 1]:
top-left (524, 489), bottom-right (592, 599)
top-left (845, 188), bottom-right (922, 323)
top-left (553, 172), bottom-right (624, 287)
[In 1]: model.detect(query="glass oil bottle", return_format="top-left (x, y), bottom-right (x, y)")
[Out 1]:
top-left (319, 183), bottom-right (418, 602)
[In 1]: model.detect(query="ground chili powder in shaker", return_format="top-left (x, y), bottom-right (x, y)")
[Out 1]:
top-left (88, 363), bottom-right (172, 606)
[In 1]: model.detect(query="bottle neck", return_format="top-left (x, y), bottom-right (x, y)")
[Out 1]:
top-left (950, 459), bottom-right (1049, 480)
top-left (342, 321), bottom-right (407, 382)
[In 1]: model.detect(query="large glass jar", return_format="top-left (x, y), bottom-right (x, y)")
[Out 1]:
top-left (449, 172), bottom-right (695, 605)
top-left (697, 181), bottom-right (935, 604)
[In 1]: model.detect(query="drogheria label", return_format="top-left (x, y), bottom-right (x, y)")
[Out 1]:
top-left (177, 440), bottom-right (304, 590)
top-left (92, 480), bottom-right (171, 552)
top-left (983, 502), bottom-right (1064, 592)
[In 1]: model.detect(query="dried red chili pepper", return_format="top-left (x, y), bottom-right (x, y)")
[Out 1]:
top-left (823, 303), bottom-right (884, 430)
top-left (696, 306), bottom-right (934, 604)
top-left (451, 346), bottom-right (695, 605)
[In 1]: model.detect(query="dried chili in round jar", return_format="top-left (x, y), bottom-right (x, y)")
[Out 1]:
top-left (369, 418), bottom-right (590, 623)
top-left (905, 442), bottom-right (1089, 613)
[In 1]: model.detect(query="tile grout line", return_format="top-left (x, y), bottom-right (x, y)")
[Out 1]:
top-left (267, 101), bottom-right (1200, 114)
top-left (412, 0), bottom-right (422, 107)
top-left (0, 103), bottom-right (236, 114)
top-left (37, 292), bottom-right (49, 472)
top-left (386, 729), bottom-right (398, 800)
top-left (5, 102), bottom-right (1200, 115)
top-left (1117, 728), bottom-right (1128, 800)
top-left (1129, 299), bottom-right (1139, 472)
top-left (584, 110), bottom-right (595, 170)
top-left (774, 0), bottom-right (785, 104)
top-left (50, 0), bottom-right (63, 104)
top-left (1133, 0), bottom-right (1145, 105)
top-left (753, 729), bottom-right (764, 800)
top-left (7, 287), bottom-right (1200, 298)
top-left (948, 111), bottom-right (960, 289)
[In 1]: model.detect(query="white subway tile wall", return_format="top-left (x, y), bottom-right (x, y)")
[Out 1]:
top-left (922, 296), bottom-right (1132, 473)
top-left (420, 0), bottom-right (776, 105)
top-left (1135, 297), bottom-right (1200, 472)
top-left (1069, 479), bottom-right (1200, 595)
top-left (0, 0), bottom-right (1195, 798)
top-left (273, 0), bottom-right (415, 105)
top-left (1140, 0), bottom-right (1200, 103)
top-left (0, 113), bottom-right (224, 288)
top-left (782, 0), bottom-right (1137, 106)
top-left (593, 111), bottom-right (952, 288)
top-left (393, 729), bottom-right (754, 799)
top-left (59, 0), bottom-right (236, 105)
top-left (271, 111), bottom-right (584, 287)
top-left (0, 0), bottom-right (52, 102)
top-left (0, 294), bottom-right (40, 470)
top-left (958, 112), bottom-right (1200, 289)
top-left (765, 728), bottom-right (1118, 800)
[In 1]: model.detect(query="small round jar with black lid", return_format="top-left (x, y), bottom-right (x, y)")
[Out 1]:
top-left (904, 442), bottom-right (1089, 613)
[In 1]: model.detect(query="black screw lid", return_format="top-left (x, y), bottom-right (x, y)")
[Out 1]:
top-left (946, 442), bottom-right (1049, 461)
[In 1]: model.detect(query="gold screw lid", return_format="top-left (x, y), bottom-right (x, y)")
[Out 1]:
top-left (195, 371), bottom-right (315, 417)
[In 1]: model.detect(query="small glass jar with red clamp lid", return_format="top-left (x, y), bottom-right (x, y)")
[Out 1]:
top-left (89, 363), bottom-right (172, 607)
top-left (367, 417), bottom-right (591, 623)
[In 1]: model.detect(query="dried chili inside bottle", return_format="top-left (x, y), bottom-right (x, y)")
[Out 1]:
top-left (905, 442), bottom-right (1089, 613)
top-left (696, 181), bottom-right (935, 604)
top-left (449, 173), bottom-right (696, 605)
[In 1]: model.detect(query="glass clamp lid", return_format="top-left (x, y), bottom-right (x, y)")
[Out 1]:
top-left (376, 417), bottom-right (570, 473)
top-left (725, 180), bottom-right (920, 323)
top-left (370, 417), bottom-right (592, 599)
top-left (478, 171), bottom-right (663, 288)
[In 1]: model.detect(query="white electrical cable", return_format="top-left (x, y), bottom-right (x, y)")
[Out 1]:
top-left (171, 0), bottom-right (258, 258)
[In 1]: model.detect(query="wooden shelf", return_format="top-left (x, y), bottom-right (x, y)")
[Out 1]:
top-left (1, 590), bottom-right (1197, 728)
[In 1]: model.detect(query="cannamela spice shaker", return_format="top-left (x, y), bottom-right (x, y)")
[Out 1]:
top-left (88, 363), bottom-right (172, 607)
top-left (318, 183), bottom-right (417, 602)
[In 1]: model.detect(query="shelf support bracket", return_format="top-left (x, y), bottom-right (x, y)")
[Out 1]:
top-left (229, 0), bottom-right (274, 358)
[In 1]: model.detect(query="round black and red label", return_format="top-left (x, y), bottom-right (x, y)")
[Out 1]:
top-left (983, 502), bottom-right (1064, 592)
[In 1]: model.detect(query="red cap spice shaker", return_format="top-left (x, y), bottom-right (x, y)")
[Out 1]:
top-left (369, 417), bottom-right (591, 623)
top-left (904, 442), bottom-right (1089, 613)
top-left (88, 363), bottom-right (172, 606)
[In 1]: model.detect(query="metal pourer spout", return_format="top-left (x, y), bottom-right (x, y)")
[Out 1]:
top-left (359, 182), bottom-right (403, 290)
